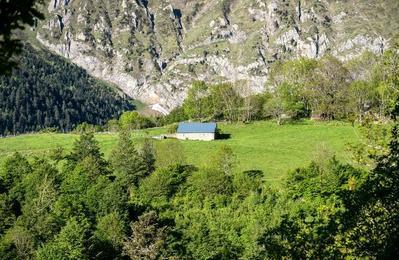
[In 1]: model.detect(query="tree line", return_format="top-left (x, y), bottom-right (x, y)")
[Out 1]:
top-left (0, 45), bottom-right (134, 136)
top-left (95, 48), bottom-right (398, 134)
top-left (157, 48), bottom-right (398, 126)
top-left (0, 100), bottom-right (398, 259)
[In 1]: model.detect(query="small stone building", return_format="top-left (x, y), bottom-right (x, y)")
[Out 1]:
top-left (176, 122), bottom-right (217, 141)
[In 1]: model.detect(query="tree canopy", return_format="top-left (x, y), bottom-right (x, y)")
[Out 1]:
top-left (0, 0), bottom-right (44, 74)
top-left (1, 117), bottom-right (398, 258)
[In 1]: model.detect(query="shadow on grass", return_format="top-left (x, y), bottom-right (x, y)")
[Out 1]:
top-left (217, 133), bottom-right (231, 140)
top-left (281, 119), bottom-right (311, 125)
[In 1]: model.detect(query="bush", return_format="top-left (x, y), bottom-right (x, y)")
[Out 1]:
top-left (167, 124), bottom-right (178, 134)
top-left (73, 123), bottom-right (102, 134)
top-left (38, 127), bottom-right (60, 134)
top-left (119, 111), bottom-right (155, 130)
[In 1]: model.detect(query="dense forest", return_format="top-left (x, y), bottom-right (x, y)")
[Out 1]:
top-left (0, 45), bottom-right (133, 135)
top-left (0, 101), bottom-right (398, 259)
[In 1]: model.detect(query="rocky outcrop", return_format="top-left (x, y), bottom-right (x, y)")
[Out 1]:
top-left (36, 0), bottom-right (398, 113)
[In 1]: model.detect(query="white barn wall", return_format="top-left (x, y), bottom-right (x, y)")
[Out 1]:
top-left (176, 133), bottom-right (215, 141)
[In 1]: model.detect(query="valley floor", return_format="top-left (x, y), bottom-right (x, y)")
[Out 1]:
top-left (0, 120), bottom-right (360, 185)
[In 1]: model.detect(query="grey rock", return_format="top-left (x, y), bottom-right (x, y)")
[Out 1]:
top-left (36, 0), bottom-right (397, 114)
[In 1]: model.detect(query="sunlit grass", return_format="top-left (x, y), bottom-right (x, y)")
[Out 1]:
top-left (0, 120), bottom-right (360, 184)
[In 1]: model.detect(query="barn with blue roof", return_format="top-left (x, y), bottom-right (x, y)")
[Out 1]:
top-left (176, 122), bottom-right (217, 141)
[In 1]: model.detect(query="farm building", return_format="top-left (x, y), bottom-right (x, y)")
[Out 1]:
top-left (176, 122), bottom-right (217, 141)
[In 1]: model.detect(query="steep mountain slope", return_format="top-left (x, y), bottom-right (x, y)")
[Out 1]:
top-left (0, 45), bottom-right (133, 135)
top-left (36, 0), bottom-right (399, 113)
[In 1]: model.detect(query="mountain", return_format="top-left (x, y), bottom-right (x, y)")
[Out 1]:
top-left (36, 0), bottom-right (399, 113)
top-left (0, 45), bottom-right (133, 135)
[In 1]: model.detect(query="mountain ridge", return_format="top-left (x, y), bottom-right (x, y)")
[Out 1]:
top-left (36, 0), bottom-right (399, 113)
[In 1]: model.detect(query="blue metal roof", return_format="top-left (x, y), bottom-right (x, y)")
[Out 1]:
top-left (177, 122), bottom-right (217, 133)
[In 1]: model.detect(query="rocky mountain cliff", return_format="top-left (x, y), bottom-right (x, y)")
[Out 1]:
top-left (36, 0), bottom-right (399, 114)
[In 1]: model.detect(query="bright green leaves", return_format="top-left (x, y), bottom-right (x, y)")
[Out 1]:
top-left (36, 218), bottom-right (89, 260)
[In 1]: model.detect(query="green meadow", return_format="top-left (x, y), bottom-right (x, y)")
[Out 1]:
top-left (0, 121), bottom-right (361, 183)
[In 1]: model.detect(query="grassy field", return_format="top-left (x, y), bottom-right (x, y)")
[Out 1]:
top-left (0, 121), bottom-right (361, 184)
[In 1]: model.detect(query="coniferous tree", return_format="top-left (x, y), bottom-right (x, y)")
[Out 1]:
top-left (139, 138), bottom-right (156, 175)
top-left (36, 218), bottom-right (89, 260)
top-left (94, 212), bottom-right (126, 254)
top-left (67, 132), bottom-right (107, 172)
top-left (110, 130), bottom-right (146, 187)
top-left (0, 45), bottom-right (133, 135)
top-left (123, 211), bottom-right (166, 260)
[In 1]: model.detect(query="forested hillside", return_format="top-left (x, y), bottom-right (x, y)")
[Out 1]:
top-left (0, 45), bottom-right (133, 135)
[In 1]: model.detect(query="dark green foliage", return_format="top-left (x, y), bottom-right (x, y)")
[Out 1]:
top-left (67, 132), bottom-right (108, 171)
top-left (0, 152), bottom-right (31, 194)
top-left (131, 165), bottom-right (194, 210)
top-left (259, 159), bottom-right (363, 258)
top-left (123, 211), bottom-right (167, 260)
top-left (0, 153), bottom-right (32, 220)
top-left (110, 130), bottom-right (147, 187)
top-left (341, 98), bottom-right (399, 258)
top-left (233, 170), bottom-right (263, 198)
top-left (286, 158), bottom-right (364, 199)
top-left (0, 45), bottom-right (133, 135)
top-left (139, 138), bottom-right (156, 175)
top-left (93, 212), bottom-right (126, 259)
top-left (186, 168), bottom-right (233, 199)
top-left (0, 130), bottom-right (140, 258)
top-left (0, 193), bottom-right (15, 236)
top-left (0, 0), bottom-right (44, 74)
top-left (36, 218), bottom-right (89, 260)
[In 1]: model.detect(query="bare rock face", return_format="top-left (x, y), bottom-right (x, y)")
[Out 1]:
top-left (37, 0), bottom-right (399, 113)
